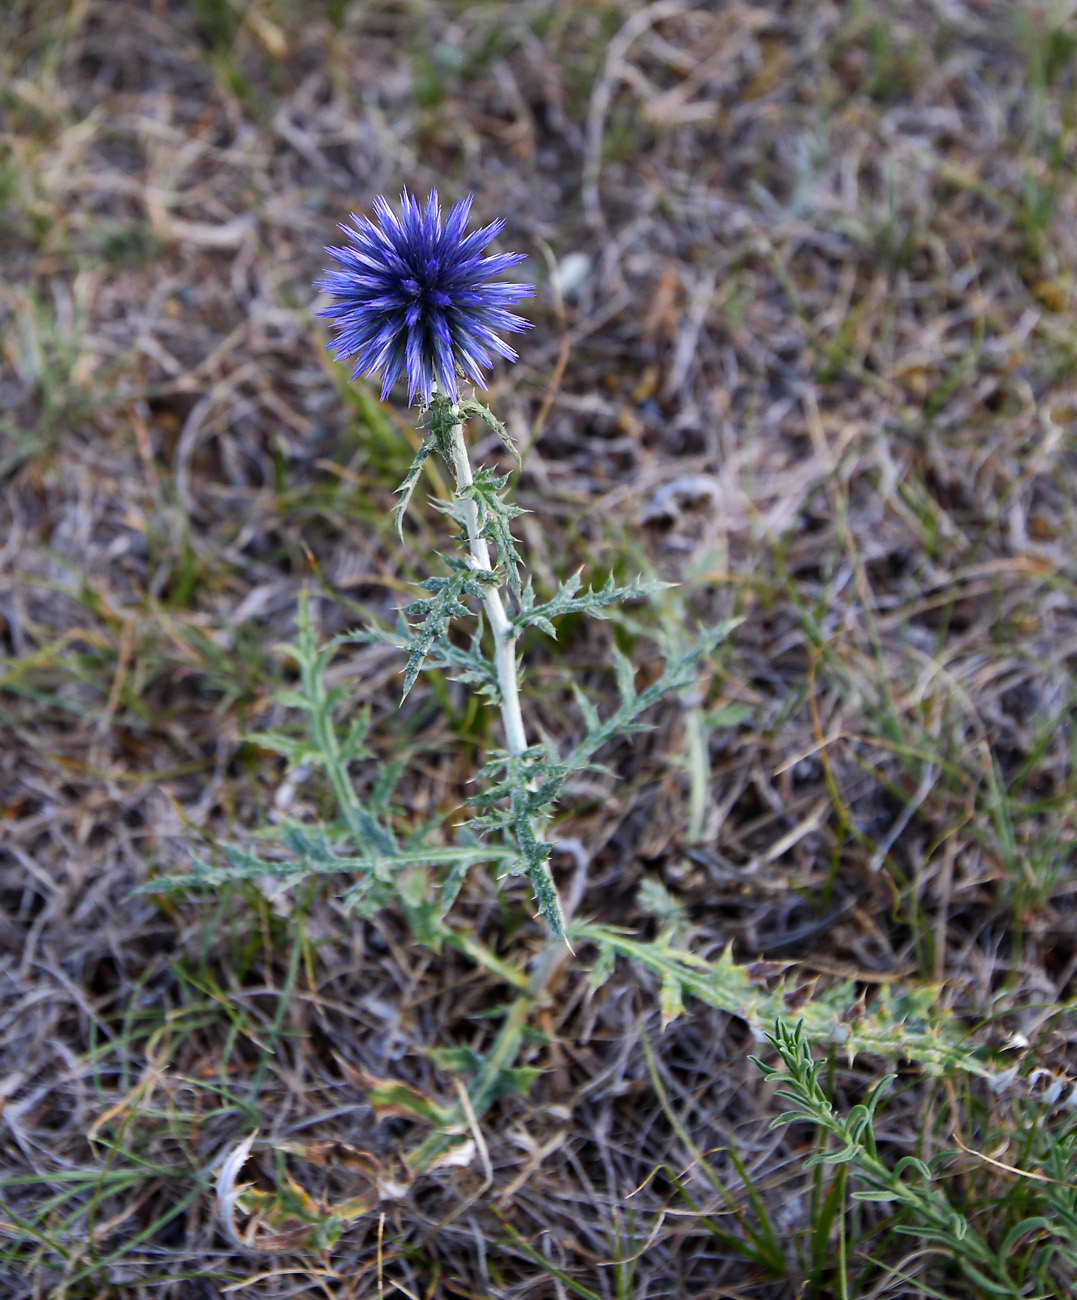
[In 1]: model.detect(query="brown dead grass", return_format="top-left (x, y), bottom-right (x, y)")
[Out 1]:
top-left (2, 0), bottom-right (1076, 1295)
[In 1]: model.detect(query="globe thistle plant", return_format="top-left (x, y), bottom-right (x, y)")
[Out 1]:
top-left (317, 188), bottom-right (533, 408)
top-left (312, 188), bottom-right (704, 942)
top-left (193, 192), bottom-right (739, 1250)
top-left (318, 188), bottom-right (567, 930)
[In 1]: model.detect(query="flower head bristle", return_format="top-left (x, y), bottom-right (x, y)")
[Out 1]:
top-left (316, 188), bottom-right (533, 408)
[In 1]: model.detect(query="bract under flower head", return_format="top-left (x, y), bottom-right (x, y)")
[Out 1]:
top-left (316, 189), bottom-right (533, 408)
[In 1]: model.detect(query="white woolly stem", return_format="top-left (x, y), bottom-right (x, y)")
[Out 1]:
top-left (447, 408), bottom-right (570, 962)
top-left (447, 413), bottom-right (529, 757)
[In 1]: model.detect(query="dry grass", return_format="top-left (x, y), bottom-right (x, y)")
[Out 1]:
top-left (2, 0), bottom-right (1076, 1296)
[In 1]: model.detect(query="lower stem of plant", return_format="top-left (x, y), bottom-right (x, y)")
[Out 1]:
top-left (406, 992), bottom-right (533, 1173)
top-left (405, 932), bottom-right (568, 1176)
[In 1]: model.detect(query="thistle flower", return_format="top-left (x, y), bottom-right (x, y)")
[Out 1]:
top-left (317, 189), bottom-right (532, 408)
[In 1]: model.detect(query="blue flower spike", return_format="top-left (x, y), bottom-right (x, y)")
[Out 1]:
top-left (317, 189), bottom-right (533, 409)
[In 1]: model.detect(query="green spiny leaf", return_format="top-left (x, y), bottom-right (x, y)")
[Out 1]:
top-left (570, 682), bottom-right (601, 734)
top-left (401, 567), bottom-right (497, 697)
top-left (574, 924), bottom-right (1003, 1083)
top-left (459, 396), bottom-right (520, 463)
top-left (637, 878), bottom-right (687, 938)
top-left (393, 434), bottom-right (438, 536)
top-left (460, 467), bottom-right (527, 597)
top-left (513, 573), bottom-right (671, 637)
top-left (420, 616), bottom-right (500, 700)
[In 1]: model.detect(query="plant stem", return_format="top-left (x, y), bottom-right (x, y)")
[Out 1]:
top-left (446, 407), bottom-right (567, 948)
top-left (447, 413), bottom-right (528, 756)
top-left (396, 408), bottom-right (571, 1181)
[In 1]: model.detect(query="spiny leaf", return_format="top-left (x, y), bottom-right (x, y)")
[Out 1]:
top-left (460, 467), bottom-right (527, 598)
top-left (268, 689), bottom-right (312, 714)
top-left (459, 396), bottom-right (520, 463)
top-left (426, 392), bottom-right (461, 447)
top-left (513, 573), bottom-right (671, 637)
top-left (393, 435), bottom-right (437, 534)
top-left (400, 566), bottom-right (498, 697)
top-left (420, 616), bottom-right (500, 700)
top-left (359, 1071), bottom-right (454, 1127)
top-left (572, 922), bottom-right (1003, 1080)
top-left (370, 754), bottom-right (406, 815)
top-left (467, 748), bottom-right (566, 940)
top-left (570, 681), bottom-right (601, 734)
top-left (490, 623), bottom-right (735, 821)
top-left (438, 844), bottom-right (474, 918)
top-left (140, 831), bottom-right (510, 903)
top-left (588, 944), bottom-right (616, 992)
top-left (512, 795), bottom-right (564, 941)
top-left (394, 395), bottom-right (467, 534)
top-left (339, 707), bottom-right (374, 762)
top-left (461, 627), bottom-right (732, 937)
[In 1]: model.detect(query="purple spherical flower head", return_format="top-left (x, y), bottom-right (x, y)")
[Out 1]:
top-left (316, 189), bottom-right (533, 409)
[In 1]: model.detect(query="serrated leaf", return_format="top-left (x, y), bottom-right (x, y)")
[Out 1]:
top-left (460, 467), bottom-right (526, 598)
top-left (437, 848), bottom-right (473, 918)
top-left (706, 702), bottom-right (753, 728)
top-left (459, 396), bottom-right (520, 463)
top-left (370, 755), bottom-right (406, 815)
top-left (360, 1072), bottom-right (454, 1127)
top-left (393, 434), bottom-right (438, 536)
top-left (572, 923), bottom-right (998, 1083)
top-left (426, 1046), bottom-right (483, 1074)
top-left (324, 683), bottom-right (350, 712)
top-left (512, 572), bottom-right (671, 637)
top-left (499, 1065), bottom-right (543, 1097)
top-left (338, 713), bottom-right (372, 764)
top-left (421, 619), bottom-right (500, 700)
top-left (518, 847), bottom-right (562, 935)
top-left (400, 569), bottom-right (495, 698)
